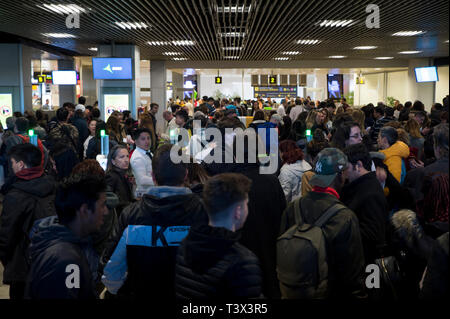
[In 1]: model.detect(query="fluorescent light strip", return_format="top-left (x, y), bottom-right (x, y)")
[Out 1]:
top-left (216, 6), bottom-right (251, 13)
top-left (282, 51), bottom-right (301, 55)
top-left (222, 47), bottom-right (243, 50)
top-left (147, 41), bottom-right (170, 46)
top-left (329, 55), bottom-right (346, 59)
top-left (274, 57), bottom-right (290, 61)
top-left (219, 32), bottom-right (246, 37)
top-left (88, 47), bottom-right (98, 51)
top-left (296, 39), bottom-right (321, 45)
top-left (163, 52), bottom-right (182, 56)
top-left (42, 33), bottom-right (76, 38)
top-left (374, 57), bottom-right (394, 60)
top-left (318, 20), bottom-right (355, 27)
top-left (115, 22), bottom-right (149, 29)
top-left (37, 4), bottom-right (87, 15)
top-left (172, 58), bottom-right (188, 61)
top-left (392, 31), bottom-right (426, 36)
top-left (399, 51), bottom-right (422, 54)
top-left (354, 46), bottom-right (377, 50)
top-left (172, 40), bottom-right (195, 46)
top-left (224, 56), bottom-right (239, 59)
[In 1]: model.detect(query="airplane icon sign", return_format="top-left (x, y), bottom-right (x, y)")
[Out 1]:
top-left (103, 64), bottom-right (113, 74)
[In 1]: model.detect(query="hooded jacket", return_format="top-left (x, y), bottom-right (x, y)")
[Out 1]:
top-left (278, 160), bottom-right (312, 203)
top-left (102, 186), bottom-right (208, 299)
top-left (175, 225), bottom-right (262, 299)
top-left (380, 141), bottom-right (410, 182)
top-left (0, 174), bottom-right (56, 284)
top-left (25, 217), bottom-right (98, 299)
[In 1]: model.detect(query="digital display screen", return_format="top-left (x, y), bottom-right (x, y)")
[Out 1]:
top-left (93, 58), bottom-right (133, 80)
top-left (52, 71), bottom-right (77, 85)
top-left (415, 67), bottom-right (439, 83)
top-left (327, 74), bottom-right (344, 99)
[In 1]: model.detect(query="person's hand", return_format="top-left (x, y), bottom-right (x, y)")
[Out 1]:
top-left (422, 127), bottom-right (431, 136)
top-left (409, 158), bottom-right (424, 169)
top-left (376, 167), bottom-right (387, 184)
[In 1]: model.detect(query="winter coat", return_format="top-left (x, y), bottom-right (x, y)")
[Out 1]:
top-left (105, 167), bottom-right (135, 215)
top-left (47, 122), bottom-right (79, 155)
top-left (70, 116), bottom-right (89, 158)
top-left (25, 217), bottom-right (98, 299)
top-left (340, 172), bottom-right (390, 263)
top-left (234, 164), bottom-right (287, 299)
top-left (175, 225), bottom-right (262, 299)
top-left (280, 191), bottom-right (366, 298)
top-left (278, 160), bottom-right (312, 203)
top-left (101, 187), bottom-right (208, 299)
top-left (380, 141), bottom-right (410, 182)
top-left (0, 175), bottom-right (56, 284)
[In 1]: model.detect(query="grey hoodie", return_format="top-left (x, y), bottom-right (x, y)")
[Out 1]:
top-left (278, 160), bottom-right (312, 203)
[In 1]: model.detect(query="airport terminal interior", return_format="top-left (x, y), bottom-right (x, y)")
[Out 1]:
top-left (0, 0), bottom-right (448, 305)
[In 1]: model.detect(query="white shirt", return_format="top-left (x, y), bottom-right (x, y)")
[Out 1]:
top-left (277, 105), bottom-right (286, 117)
top-left (185, 102), bottom-right (194, 117)
top-left (289, 105), bottom-right (305, 122)
top-left (83, 135), bottom-right (94, 159)
top-left (130, 146), bottom-right (155, 197)
top-left (161, 117), bottom-right (178, 140)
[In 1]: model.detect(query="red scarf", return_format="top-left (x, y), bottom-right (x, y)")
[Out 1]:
top-left (15, 166), bottom-right (44, 180)
top-left (312, 186), bottom-right (340, 200)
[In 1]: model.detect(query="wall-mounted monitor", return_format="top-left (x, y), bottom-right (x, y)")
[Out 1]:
top-left (93, 58), bottom-right (133, 80)
top-left (415, 66), bottom-right (439, 83)
top-left (327, 74), bottom-right (344, 99)
top-left (52, 71), bottom-right (77, 85)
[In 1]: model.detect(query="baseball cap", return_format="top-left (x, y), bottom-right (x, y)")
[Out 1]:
top-left (75, 104), bottom-right (86, 112)
top-left (309, 148), bottom-right (348, 188)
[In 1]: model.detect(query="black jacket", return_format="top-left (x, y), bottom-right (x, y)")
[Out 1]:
top-left (25, 217), bottom-right (98, 299)
top-left (340, 172), bottom-right (389, 263)
top-left (175, 224), bottom-right (262, 299)
top-left (105, 167), bottom-right (135, 215)
top-left (102, 189), bottom-right (208, 299)
top-left (0, 175), bottom-right (56, 284)
top-left (280, 191), bottom-right (366, 298)
top-left (71, 116), bottom-right (89, 159)
top-left (234, 164), bottom-right (286, 299)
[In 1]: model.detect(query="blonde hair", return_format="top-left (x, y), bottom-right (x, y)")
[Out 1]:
top-left (397, 128), bottom-right (410, 145)
top-left (351, 110), bottom-right (366, 131)
top-left (305, 110), bottom-right (318, 129)
top-left (404, 118), bottom-right (422, 139)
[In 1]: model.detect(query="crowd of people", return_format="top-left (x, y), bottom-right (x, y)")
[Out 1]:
top-left (0, 93), bottom-right (448, 300)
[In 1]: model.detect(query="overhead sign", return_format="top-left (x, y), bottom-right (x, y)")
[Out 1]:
top-left (356, 76), bottom-right (365, 84)
top-left (167, 81), bottom-right (173, 90)
top-left (52, 71), bottom-right (77, 85)
top-left (254, 86), bottom-right (297, 99)
top-left (215, 76), bottom-right (222, 84)
top-left (37, 75), bottom-right (45, 83)
top-left (93, 58), bottom-right (133, 80)
top-left (269, 76), bottom-right (277, 85)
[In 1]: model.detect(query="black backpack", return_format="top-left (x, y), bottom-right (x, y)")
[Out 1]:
top-left (277, 199), bottom-right (346, 299)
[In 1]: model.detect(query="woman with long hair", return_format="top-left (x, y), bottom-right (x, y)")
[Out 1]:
top-left (106, 115), bottom-right (126, 145)
top-left (405, 118), bottom-right (425, 160)
top-left (278, 140), bottom-right (312, 203)
top-left (138, 113), bottom-right (157, 152)
top-left (106, 145), bottom-right (135, 215)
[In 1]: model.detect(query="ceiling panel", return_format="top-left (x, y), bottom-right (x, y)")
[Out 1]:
top-left (0, 0), bottom-right (448, 61)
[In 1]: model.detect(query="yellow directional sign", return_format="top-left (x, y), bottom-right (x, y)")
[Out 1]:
top-left (215, 76), bottom-right (222, 84)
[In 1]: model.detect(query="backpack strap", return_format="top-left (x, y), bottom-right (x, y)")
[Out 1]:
top-left (294, 198), bottom-right (303, 226)
top-left (314, 203), bottom-right (347, 228)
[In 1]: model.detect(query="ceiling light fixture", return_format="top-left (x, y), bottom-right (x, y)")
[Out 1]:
top-left (172, 57), bottom-right (188, 61)
top-left (317, 20), bottom-right (355, 27)
top-left (147, 41), bottom-right (170, 46)
top-left (88, 47), bottom-right (98, 52)
top-left (163, 52), bottom-right (182, 56)
top-left (274, 57), bottom-right (290, 61)
top-left (329, 55), bottom-right (346, 59)
top-left (115, 22), bottom-right (149, 30)
top-left (222, 47), bottom-right (243, 50)
top-left (354, 46), bottom-right (377, 50)
top-left (374, 57), bottom-right (394, 60)
top-left (392, 31), bottom-right (426, 36)
top-left (282, 51), bottom-right (301, 55)
top-left (42, 33), bottom-right (76, 38)
top-left (219, 32), bottom-right (246, 37)
top-left (172, 40), bottom-right (195, 46)
top-left (37, 4), bottom-right (87, 15)
top-left (296, 39), bottom-right (321, 45)
top-left (216, 6), bottom-right (251, 13)
top-left (399, 51), bottom-right (422, 54)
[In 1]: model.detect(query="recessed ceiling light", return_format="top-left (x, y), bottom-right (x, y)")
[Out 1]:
top-left (392, 31), bottom-right (426, 36)
top-left (317, 20), bottom-right (356, 27)
top-left (222, 47), bottom-right (243, 50)
top-left (172, 40), bottom-right (195, 46)
top-left (296, 39), bottom-right (321, 45)
top-left (115, 22), bottom-right (149, 30)
top-left (147, 41), bottom-right (170, 46)
top-left (219, 32), bottom-right (246, 37)
top-left (163, 52), bottom-right (182, 56)
top-left (172, 57), bottom-right (188, 61)
top-left (354, 46), bottom-right (377, 50)
top-left (216, 6), bottom-right (251, 13)
top-left (274, 57), bottom-right (290, 61)
top-left (42, 33), bottom-right (76, 38)
top-left (224, 56), bottom-right (239, 59)
top-left (329, 55), bottom-right (346, 59)
top-left (399, 51), bottom-right (422, 54)
top-left (282, 51), bottom-right (301, 55)
top-left (375, 57), bottom-right (394, 60)
top-left (88, 47), bottom-right (98, 52)
top-left (37, 4), bottom-right (87, 14)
